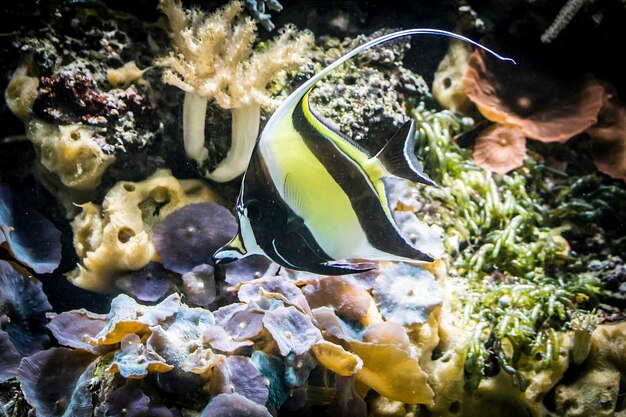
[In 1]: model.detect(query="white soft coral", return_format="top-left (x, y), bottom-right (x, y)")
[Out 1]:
top-left (158, 0), bottom-right (313, 182)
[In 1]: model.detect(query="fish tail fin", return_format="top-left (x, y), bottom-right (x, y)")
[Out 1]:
top-left (376, 120), bottom-right (436, 186)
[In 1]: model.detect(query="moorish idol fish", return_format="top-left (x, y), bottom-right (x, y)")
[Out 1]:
top-left (213, 29), bottom-right (514, 275)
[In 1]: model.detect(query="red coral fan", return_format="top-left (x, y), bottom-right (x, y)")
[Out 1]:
top-left (463, 50), bottom-right (604, 143)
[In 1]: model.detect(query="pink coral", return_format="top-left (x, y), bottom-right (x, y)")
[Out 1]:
top-left (473, 124), bottom-right (527, 175)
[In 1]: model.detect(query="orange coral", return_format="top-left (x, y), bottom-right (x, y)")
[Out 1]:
top-left (473, 124), bottom-right (526, 175)
top-left (586, 94), bottom-right (626, 181)
top-left (463, 51), bottom-right (604, 143)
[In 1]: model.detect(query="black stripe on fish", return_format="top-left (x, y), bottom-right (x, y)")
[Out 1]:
top-left (292, 97), bottom-right (433, 262)
top-left (242, 140), bottom-right (371, 274)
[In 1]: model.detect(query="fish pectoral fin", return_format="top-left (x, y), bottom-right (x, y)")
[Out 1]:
top-left (375, 120), bottom-right (436, 186)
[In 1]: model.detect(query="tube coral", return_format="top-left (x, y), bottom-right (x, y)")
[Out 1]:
top-left (158, 0), bottom-right (313, 182)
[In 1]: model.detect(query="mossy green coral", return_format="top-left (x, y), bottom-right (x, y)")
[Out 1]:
top-left (409, 103), bottom-right (611, 390)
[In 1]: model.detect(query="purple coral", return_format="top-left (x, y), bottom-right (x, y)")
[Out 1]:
top-left (115, 262), bottom-right (175, 303)
top-left (262, 306), bottom-right (322, 356)
top-left (224, 255), bottom-right (274, 286)
top-left (238, 277), bottom-right (311, 315)
top-left (99, 384), bottom-right (176, 417)
top-left (47, 309), bottom-right (111, 355)
top-left (0, 260), bottom-right (52, 356)
top-left (0, 184), bottom-right (61, 274)
top-left (181, 264), bottom-right (217, 307)
top-left (17, 348), bottom-right (97, 417)
top-left (153, 203), bottom-right (237, 274)
top-left (107, 333), bottom-right (173, 379)
top-left (210, 356), bottom-right (269, 405)
top-left (199, 393), bottom-right (272, 417)
top-left (0, 330), bottom-right (20, 383)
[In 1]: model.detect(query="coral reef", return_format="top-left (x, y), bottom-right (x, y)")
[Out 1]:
top-left (5, 24), bottom-right (163, 192)
top-left (69, 169), bottom-right (219, 293)
top-left (1, 1), bottom-right (626, 416)
top-left (158, 0), bottom-right (313, 181)
top-left (307, 33), bottom-right (429, 152)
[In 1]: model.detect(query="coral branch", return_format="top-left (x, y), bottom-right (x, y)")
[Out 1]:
top-left (158, 0), bottom-right (312, 181)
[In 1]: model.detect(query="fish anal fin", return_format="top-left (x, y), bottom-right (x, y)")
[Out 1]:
top-left (376, 120), bottom-right (436, 186)
top-left (321, 260), bottom-right (377, 275)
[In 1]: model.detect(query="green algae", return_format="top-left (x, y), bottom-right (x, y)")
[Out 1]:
top-left (409, 103), bottom-right (615, 391)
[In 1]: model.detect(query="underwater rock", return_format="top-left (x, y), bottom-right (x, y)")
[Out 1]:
top-left (69, 169), bottom-right (219, 293)
top-left (0, 260), bottom-right (52, 356)
top-left (158, 0), bottom-right (313, 181)
top-left (0, 183), bottom-right (62, 274)
top-left (17, 348), bottom-right (97, 417)
top-left (181, 264), bottom-right (217, 307)
top-left (373, 263), bottom-right (442, 326)
top-left (98, 384), bottom-right (176, 417)
top-left (199, 393), bottom-right (272, 417)
top-left (153, 202), bottom-right (237, 274)
top-left (6, 62), bottom-right (159, 192)
top-left (309, 34), bottom-right (428, 151)
top-left (0, 329), bottom-right (20, 383)
top-left (5, 7), bottom-right (169, 199)
top-left (115, 262), bottom-right (175, 303)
